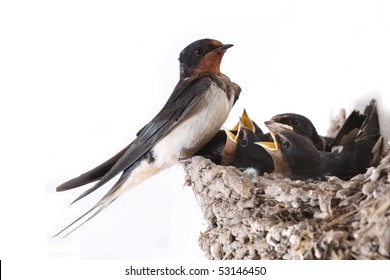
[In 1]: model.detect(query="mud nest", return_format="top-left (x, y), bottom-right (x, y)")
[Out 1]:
top-left (182, 111), bottom-right (390, 260)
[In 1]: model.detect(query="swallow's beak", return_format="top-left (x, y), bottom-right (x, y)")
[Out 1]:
top-left (232, 109), bottom-right (255, 133)
top-left (231, 122), bottom-right (239, 131)
top-left (217, 44), bottom-right (233, 51)
top-left (255, 121), bottom-right (293, 151)
top-left (256, 139), bottom-right (278, 151)
top-left (241, 109), bottom-right (255, 133)
top-left (224, 116), bottom-right (246, 142)
top-left (264, 120), bottom-right (294, 132)
top-left (255, 132), bottom-right (278, 151)
top-left (224, 127), bottom-right (237, 142)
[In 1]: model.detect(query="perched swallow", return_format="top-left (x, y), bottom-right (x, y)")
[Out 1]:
top-left (270, 110), bottom-right (366, 151)
top-left (194, 109), bottom-right (262, 164)
top-left (55, 38), bottom-right (241, 237)
top-left (220, 118), bottom-right (273, 174)
top-left (257, 99), bottom-right (382, 181)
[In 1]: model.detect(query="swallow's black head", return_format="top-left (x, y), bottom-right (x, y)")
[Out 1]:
top-left (271, 113), bottom-right (319, 141)
top-left (179, 39), bottom-right (233, 79)
top-left (220, 118), bottom-right (273, 173)
top-left (221, 117), bottom-right (252, 166)
top-left (234, 126), bottom-right (274, 173)
top-left (257, 121), bottom-right (321, 179)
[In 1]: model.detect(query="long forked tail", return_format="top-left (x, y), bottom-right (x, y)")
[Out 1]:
top-left (54, 202), bottom-right (109, 238)
top-left (54, 158), bottom-right (162, 238)
top-left (56, 143), bottom-right (131, 192)
top-left (53, 179), bottom-right (126, 238)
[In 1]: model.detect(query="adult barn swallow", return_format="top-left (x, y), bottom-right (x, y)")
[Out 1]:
top-left (221, 118), bottom-right (274, 174)
top-left (55, 39), bottom-right (241, 237)
top-left (257, 99), bottom-right (382, 181)
top-left (270, 110), bottom-right (366, 152)
top-left (194, 109), bottom-right (262, 164)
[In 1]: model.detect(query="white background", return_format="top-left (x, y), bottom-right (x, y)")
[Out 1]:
top-left (1, 0), bottom-right (390, 276)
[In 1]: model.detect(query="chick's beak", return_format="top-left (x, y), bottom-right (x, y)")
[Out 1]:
top-left (255, 120), bottom-right (293, 151)
top-left (224, 127), bottom-right (237, 142)
top-left (255, 132), bottom-right (278, 151)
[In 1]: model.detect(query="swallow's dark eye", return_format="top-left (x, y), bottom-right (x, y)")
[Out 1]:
top-left (282, 141), bottom-right (291, 149)
top-left (194, 47), bottom-right (204, 56)
top-left (290, 118), bottom-right (299, 126)
top-left (240, 138), bottom-right (248, 147)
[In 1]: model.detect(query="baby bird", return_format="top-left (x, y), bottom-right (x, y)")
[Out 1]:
top-left (195, 109), bottom-right (263, 164)
top-left (257, 99), bottom-right (382, 181)
top-left (221, 117), bottom-right (273, 174)
top-left (271, 110), bottom-right (366, 152)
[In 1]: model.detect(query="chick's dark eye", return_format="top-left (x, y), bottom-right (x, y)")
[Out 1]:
top-left (240, 138), bottom-right (248, 147)
top-left (282, 141), bottom-right (291, 149)
top-left (290, 118), bottom-right (299, 126)
top-left (194, 47), bottom-right (204, 56)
